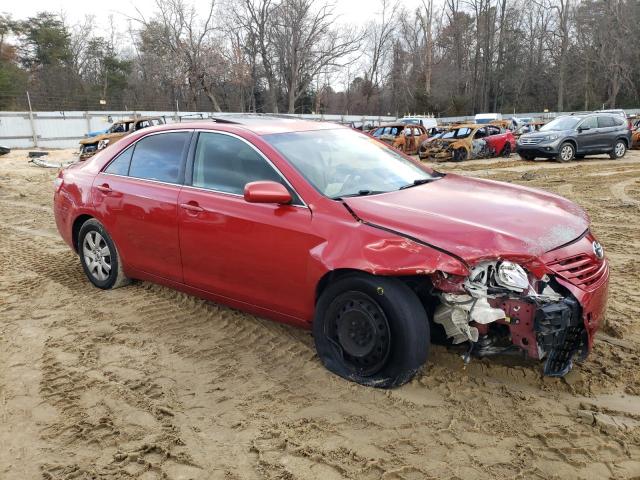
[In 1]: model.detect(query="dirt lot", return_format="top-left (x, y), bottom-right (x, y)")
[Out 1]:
top-left (1, 148), bottom-right (639, 479)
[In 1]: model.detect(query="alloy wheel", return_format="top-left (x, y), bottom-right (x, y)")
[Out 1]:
top-left (615, 142), bottom-right (625, 158)
top-left (560, 145), bottom-right (574, 161)
top-left (82, 231), bottom-right (112, 281)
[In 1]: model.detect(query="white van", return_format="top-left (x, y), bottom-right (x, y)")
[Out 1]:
top-left (398, 116), bottom-right (438, 129)
top-left (474, 113), bottom-right (502, 124)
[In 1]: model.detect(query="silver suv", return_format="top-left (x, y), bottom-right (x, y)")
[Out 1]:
top-left (516, 113), bottom-right (631, 162)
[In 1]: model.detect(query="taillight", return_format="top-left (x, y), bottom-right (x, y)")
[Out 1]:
top-left (54, 175), bottom-right (63, 193)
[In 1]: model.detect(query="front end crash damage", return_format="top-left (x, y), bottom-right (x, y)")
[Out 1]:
top-left (430, 259), bottom-right (599, 377)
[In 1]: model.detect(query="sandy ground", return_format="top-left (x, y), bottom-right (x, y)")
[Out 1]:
top-left (1, 148), bottom-right (639, 479)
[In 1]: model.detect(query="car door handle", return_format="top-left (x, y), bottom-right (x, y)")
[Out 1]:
top-left (180, 202), bottom-right (204, 213)
top-left (96, 184), bottom-right (112, 194)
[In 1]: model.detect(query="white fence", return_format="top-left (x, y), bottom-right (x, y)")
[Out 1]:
top-left (0, 111), bottom-right (397, 149)
top-left (2, 109), bottom-right (640, 149)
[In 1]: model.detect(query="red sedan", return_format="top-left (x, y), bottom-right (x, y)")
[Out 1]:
top-left (54, 117), bottom-right (609, 387)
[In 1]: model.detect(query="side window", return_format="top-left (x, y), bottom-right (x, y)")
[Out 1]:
top-left (192, 132), bottom-right (300, 204)
top-left (104, 146), bottom-right (133, 175)
top-left (129, 132), bottom-right (190, 183)
top-left (474, 128), bottom-right (486, 139)
top-left (613, 116), bottom-right (625, 126)
top-left (486, 126), bottom-right (500, 136)
top-left (580, 117), bottom-right (598, 129)
top-left (597, 116), bottom-right (615, 128)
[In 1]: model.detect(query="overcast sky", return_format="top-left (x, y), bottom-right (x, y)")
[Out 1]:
top-left (6, 0), bottom-right (430, 28)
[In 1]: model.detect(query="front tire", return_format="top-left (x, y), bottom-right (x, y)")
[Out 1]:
top-left (78, 219), bottom-right (130, 289)
top-left (610, 140), bottom-right (627, 159)
top-left (452, 148), bottom-right (468, 162)
top-left (313, 274), bottom-right (430, 388)
top-left (556, 142), bottom-right (575, 162)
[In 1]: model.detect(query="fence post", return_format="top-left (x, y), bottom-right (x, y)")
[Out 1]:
top-left (26, 91), bottom-right (38, 148)
top-left (85, 111), bottom-right (91, 135)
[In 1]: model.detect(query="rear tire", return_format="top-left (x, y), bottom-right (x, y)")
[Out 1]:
top-left (313, 274), bottom-right (430, 388)
top-left (556, 142), bottom-right (575, 162)
top-left (610, 140), bottom-right (626, 159)
top-left (501, 143), bottom-right (512, 157)
top-left (78, 219), bottom-right (130, 289)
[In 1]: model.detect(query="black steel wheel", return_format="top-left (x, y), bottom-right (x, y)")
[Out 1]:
top-left (326, 291), bottom-right (391, 376)
top-left (314, 273), bottom-right (430, 388)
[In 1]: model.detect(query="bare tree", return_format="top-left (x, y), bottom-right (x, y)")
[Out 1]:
top-left (135, 0), bottom-right (223, 111)
top-left (271, 0), bottom-right (363, 113)
top-left (362, 0), bottom-right (398, 113)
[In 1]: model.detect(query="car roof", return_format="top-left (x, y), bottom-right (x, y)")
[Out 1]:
top-left (129, 115), bottom-right (345, 136)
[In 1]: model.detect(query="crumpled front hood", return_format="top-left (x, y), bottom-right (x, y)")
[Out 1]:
top-left (345, 174), bottom-right (589, 264)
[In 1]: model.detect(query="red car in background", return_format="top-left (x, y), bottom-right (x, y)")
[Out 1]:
top-left (54, 117), bottom-right (609, 387)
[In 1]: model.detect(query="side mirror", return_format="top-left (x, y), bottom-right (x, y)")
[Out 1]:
top-left (578, 126), bottom-right (590, 132)
top-left (244, 181), bottom-right (292, 205)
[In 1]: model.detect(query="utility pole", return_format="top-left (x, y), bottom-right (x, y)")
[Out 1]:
top-left (26, 91), bottom-right (38, 148)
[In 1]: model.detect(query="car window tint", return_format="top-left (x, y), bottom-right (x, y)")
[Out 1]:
top-left (580, 117), bottom-right (598, 129)
top-left (128, 132), bottom-right (189, 183)
top-left (614, 116), bottom-right (625, 126)
top-left (597, 116), bottom-right (615, 128)
top-left (104, 146), bottom-right (133, 175)
top-left (192, 132), bottom-right (300, 204)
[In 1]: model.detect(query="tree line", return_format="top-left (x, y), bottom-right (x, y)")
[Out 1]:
top-left (0, 0), bottom-right (638, 116)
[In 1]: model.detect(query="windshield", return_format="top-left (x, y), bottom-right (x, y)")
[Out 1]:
top-left (540, 116), bottom-right (580, 131)
top-left (264, 129), bottom-right (437, 198)
top-left (442, 127), bottom-right (472, 139)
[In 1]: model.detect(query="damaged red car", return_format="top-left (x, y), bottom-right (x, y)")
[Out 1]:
top-left (53, 117), bottom-right (609, 388)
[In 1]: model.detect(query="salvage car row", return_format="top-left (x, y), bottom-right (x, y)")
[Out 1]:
top-left (370, 110), bottom-right (636, 163)
top-left (77, 111), bottom-right (637, 165)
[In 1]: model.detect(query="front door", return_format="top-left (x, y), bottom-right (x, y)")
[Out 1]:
top-left (178, 131), bottom-right (320, 320)
top-left (92, 131), bottom-right (192, 282)
top-left (576, 116), bottom-right (599, 152)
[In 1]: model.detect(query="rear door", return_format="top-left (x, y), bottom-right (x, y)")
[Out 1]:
top-left (92, 130), bottom-right (192, 282)
top-left (596, 115), bottom-right (617, 150)
top-left (177, 131), bottom-right (318, 319)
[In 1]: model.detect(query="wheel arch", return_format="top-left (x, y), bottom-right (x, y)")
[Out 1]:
top-left (562, 138), bottom-right (577, 150)
top-left (72, 214), bottom-right (94, 253)
top-left (616, 136), bottom-right (629, 148)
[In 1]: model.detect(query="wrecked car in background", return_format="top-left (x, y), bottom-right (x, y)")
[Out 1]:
top-left (419, 123), bottom-right (515, 161)
top-left (370, 123), bottom-right (429, 155)
top-left (79, 116), bottom-right (165, 160)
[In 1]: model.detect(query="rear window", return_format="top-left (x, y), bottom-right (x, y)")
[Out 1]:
top-left (128, 132), bottom-right (190, 184)
top-left (597, 116), bottom-right (615, 128)
top-left (104, 146), bottom-right (133, 175)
